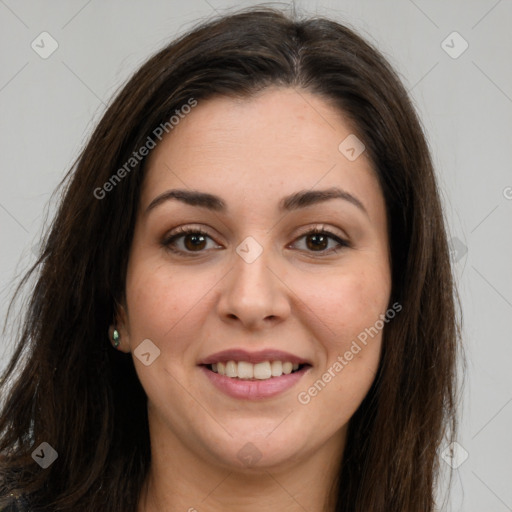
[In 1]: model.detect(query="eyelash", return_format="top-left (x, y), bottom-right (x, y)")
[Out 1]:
top-left (161, 225), bottom-right (350, 257)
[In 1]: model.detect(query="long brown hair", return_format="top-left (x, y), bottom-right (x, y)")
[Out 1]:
top-left (0, 7), bottom-right (463, 511)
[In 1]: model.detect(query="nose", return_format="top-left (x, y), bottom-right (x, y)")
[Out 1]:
top-left (216, 243), bottom-right (291, 331)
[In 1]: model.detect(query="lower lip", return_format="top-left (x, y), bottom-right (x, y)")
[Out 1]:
top-left (200, 365), bottom-right (310, 400)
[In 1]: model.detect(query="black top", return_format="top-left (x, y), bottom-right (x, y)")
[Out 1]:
top-left (1, 503), bottom-right (20, 512)
top-left (1, 494), bottom-right (30, 512)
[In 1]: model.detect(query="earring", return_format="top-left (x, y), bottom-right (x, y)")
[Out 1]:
top-left (112, 329), bottom-right (120, 348)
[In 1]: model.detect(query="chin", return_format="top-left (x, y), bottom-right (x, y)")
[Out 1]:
top-left (200, 422), bottom-right (307, 470)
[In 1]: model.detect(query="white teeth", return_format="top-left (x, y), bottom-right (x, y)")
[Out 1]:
top-left (210, 360), bottom-right (303, 379)
top-left (225, 361), bottom-right (237, 378)
top-left (282, 362), bottom-right (293, 375)
top-left (253, 361), bottom-right (271, 380)
top-left (271, 361), bottom-right (282, 376)
top-left (238, 361), bottom-right (254, 379)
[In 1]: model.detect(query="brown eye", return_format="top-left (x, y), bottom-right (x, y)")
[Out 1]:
top-left (162, 228), bottom-right (221, 256)
top-left (292, 229), bottom-right (349, 255)
top-left (183, 233), bottom-right (207, 251)
top-left (305, 233), bottom-right (329, 251)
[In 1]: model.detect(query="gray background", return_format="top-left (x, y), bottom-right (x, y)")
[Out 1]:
top-left (0, 0), bottom-right (511, 510)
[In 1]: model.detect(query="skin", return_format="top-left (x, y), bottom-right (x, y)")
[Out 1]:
top-left (114, 87), bottom-right (391, 511)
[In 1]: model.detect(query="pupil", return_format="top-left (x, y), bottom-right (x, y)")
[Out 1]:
top-left (307, 234), bottom-right (327, 251)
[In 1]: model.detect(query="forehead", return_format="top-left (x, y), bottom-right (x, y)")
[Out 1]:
top-left (140, 87), bottom-right (383, 219)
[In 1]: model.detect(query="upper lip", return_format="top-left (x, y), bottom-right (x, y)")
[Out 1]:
top-left (199, 349), bottom-right (312, 366)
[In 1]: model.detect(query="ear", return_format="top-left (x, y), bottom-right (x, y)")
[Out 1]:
top-left (110, 301), bottom-right (131, 354)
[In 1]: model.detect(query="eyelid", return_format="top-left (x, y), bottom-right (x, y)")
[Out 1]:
top-left (166, 224), bottom-right (215, 238)
top-left (293, 223), bottom-right (348, 242)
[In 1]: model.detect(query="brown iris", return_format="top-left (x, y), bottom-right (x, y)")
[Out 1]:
top-left (184, 233), bottom-right (207, 251)
top-left (306, 233), bottom-right (329, 251)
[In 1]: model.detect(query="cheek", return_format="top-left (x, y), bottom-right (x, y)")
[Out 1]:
top-left (125, 258), bottom-right (222, 353)
top-left (123, 262), bottom-right (212, 411)
top-left (295, 263), bottom-right (391, 348)
top-left (294, 269), bottom-right (388, 422)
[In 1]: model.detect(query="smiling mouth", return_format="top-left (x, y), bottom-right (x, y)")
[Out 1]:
top-left (203, 360), bottom-right (310, 380)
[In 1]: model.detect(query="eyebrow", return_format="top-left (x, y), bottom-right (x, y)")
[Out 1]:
top-left (145, 187), bottom-right (368, 216)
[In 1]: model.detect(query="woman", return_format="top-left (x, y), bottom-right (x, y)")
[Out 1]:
top-left (0, 7), bottom-right (463, 511)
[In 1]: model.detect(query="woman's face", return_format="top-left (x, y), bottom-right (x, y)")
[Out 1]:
top-left (118, 87), bottom-right (391, 471)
